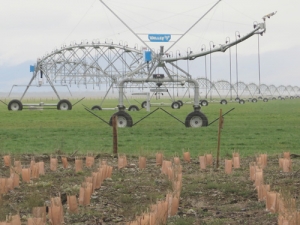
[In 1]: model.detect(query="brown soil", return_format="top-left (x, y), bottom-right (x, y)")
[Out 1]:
top-left (0, 152), bottom-right (299, 225)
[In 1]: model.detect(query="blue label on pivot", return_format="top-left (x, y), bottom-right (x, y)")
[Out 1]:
top-left (148, 34), bottom-right (171, 42)
top-left (144, 51), bottom-right (152, 62)
top-left (30, 65), bottom-right (35, 72)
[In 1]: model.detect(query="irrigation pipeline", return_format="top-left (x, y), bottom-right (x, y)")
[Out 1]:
top-left (82, 104), bottom-right (110, 125)
top-left (0, 100), bottom-right (58, 109)
top-left (0, 98), bottom-right (85, 108)
top-left (208, 108), bottom-right (235, 126)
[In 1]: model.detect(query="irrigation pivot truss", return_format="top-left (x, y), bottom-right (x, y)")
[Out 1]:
top-left (5, 0), bottom-right (282, 128)
top-left (196, 78), bottom-right (300, 104)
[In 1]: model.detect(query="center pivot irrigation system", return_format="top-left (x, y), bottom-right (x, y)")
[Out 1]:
top-left (6, 0), bottom-right (276, 128)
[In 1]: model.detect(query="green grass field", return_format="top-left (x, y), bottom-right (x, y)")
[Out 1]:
top-left (0, 98), bottom-right (299, 158)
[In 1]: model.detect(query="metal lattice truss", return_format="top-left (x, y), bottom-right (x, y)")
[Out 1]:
top-left (196, 78), bottom-right (300, 100)
top-left (19, 41), bottom-right (195, 101)
top-left (19, 42), bottom-right (150, 100)
top-left (41, 43), bottom-right (144, 86)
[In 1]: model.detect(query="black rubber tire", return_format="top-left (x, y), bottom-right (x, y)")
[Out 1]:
top-left (281, 97), bottom-right (285, 100)
top-left (290, 96), bottom-right (294, 99)
top-left (91, 105), bottom-right (102, 110)
top-left (128, 105), bottom-right (139, 111)
top-left (57, 99), bottom-right (72, 110)
top-left (109, 111), bottom-right (133, 127)
top-left (252, 98), bottom-right (258, 103)
top-left (220, 99), bottom-right (227, 105)
top-left (177, 100), bottom-right (183, 106)
top-left (201, 100), bottom-right (209, 106)
top-left (171, 101), bottom-right (181, 109)
top-left (258, 96), bottom-right (263, 100)
top-left (235, 97), bottom-right (240, 102)
top-left (185, 111), bottom-right (208, 128)
top-left (272, 97), bottom-right (276, 100)
top-left (8, 99), bottom-right (23, 111)
top-left (263, 98), bottom-right (268, 102)
top-left (141, 101), bottom-right (147, 108)
top-left (239, 99), bottom-right (245, 104)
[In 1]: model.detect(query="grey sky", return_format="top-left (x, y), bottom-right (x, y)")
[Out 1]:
top-left (0, 0), bottom-right (299, 93)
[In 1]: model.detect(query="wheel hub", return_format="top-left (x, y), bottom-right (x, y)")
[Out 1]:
top-left (11, 103), bottom-right (20, 111)
top-left (118, 116), bottom-right (127, 128)
top-left (60, 103), bottom-right (69, 110)
top-left (190, 116), bottom-right (203, 128)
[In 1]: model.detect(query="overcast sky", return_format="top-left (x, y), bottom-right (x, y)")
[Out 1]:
top-left (0, 0), bottom-right (299, 94)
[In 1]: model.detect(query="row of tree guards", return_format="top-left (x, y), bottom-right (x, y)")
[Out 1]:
top-left (0, 150), bottom-right (296, 224)
top-left (126, 153), bottom-right (183, 225)
top-left (250, 151), bottom-right (299, 225)
top-left (0, 155), bottom-right (114, 225)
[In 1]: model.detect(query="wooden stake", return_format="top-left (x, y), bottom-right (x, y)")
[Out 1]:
top-left (112, 115), bottom-right (118, 156)
top-left (216, 109), bottom-right (223, 168)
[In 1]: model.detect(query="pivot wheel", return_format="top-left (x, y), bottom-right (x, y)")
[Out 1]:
top-left (57, 99), bottom-right (72, 110)
top-left (141, 101), bottom-right (147, 108)
top-left (109, 111), bottom-right (133, 128)
top-left (252, 98), bottom-right (257, 103)
top-left (185, 111), bottom-right (208, 128)
top-left (8, 99), bottom-right (23, 111)
top-left (239, 99), bottom-right (245, 104)
top-left (177, 100), bottom-right (183, 106)
top-left (220, 99), bottom-right (227, 105)
top-left (91, 105), bottom-right (102, 110)
top-left (171, 101), bottom-right (181, 109)
top-left (128, 105), bottom-right (139, 111)
top-left (201, 100), bottom-right (209, 106)
top-left (263, 98), bottom-right (268, 102)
